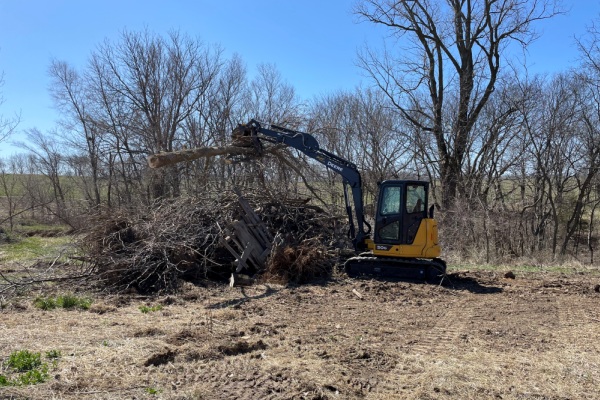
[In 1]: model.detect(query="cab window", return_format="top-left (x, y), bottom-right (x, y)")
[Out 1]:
top-left (380, 186), bottom-right (401, 215)
top-left (406, 184), bottom-right (425, 214)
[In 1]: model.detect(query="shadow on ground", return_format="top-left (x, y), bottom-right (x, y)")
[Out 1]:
top-left (205, 284), bottom-right (280, 309)
top-left (441, 272), bottom-right (503, 294)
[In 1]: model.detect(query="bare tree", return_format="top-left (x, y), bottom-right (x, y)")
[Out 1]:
top-left (355, 0), bottom-right (562, 207)
top-left (0, 156), bottom-right (23, 231)
top-left (181, 54), bottom-right (249, 192)
top-left (0, 70), bottom-right (20, 144)
top-left (308, 88), bottom-right (411, 203)
top-left (0, 154), bottom-right (54, 230)
top-left (88, 29), bottom-right (223, 199)
top-left (560, 90), bottom-right (600, 257)
top-left (462, 76), bottom-right (525, 205)
top-left (49, 60), bottom-right (103, 206)
top-left (235, 63), bottom-right (303, 193)
top-left (15, 129), bottom-right (74, 225)
top-left (246, 63), bottom-right (303, 127)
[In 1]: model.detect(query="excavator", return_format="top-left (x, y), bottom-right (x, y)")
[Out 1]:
top-left (147, 119), bottom-right (446, 280)
top-left (229, 120), bottom-right (446, 280)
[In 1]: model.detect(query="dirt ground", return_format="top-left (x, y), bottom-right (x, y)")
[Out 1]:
top-left (1, 268), bottom-right (600, 400)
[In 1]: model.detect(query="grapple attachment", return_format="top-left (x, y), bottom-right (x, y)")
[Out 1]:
top-left (231, 124), bottom-right (256, 147)
top-left (226, 123), bottom-right (264, 164)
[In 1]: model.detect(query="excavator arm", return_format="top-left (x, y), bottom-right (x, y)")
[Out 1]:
top-left (233, 120), bottom-right (370, 250)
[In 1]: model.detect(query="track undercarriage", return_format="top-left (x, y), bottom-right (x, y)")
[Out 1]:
top-left (345, 255), bottom-right (447, 281)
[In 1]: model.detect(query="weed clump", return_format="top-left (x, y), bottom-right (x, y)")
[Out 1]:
top-left (0, 349), bottom-right (59, 386)
top-left (57, 294), bottom-right (92, 309)
top-left (33, 294), bottom-right (92, 311)
top-left (7, 350), bottom-right (42, 372)
top-left (33, 297), bottom-right (56, 311)
top-left (139, 304), bottom-right (163, 314)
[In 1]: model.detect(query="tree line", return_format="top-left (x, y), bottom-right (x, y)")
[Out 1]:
top-left (1, 0), bottom-right (599, 265)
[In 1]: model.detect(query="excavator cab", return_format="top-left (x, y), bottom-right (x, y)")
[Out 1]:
top-left (347, 180), bottom-right (445, 280)
top-left (375, 181), bottom-right (430, 246)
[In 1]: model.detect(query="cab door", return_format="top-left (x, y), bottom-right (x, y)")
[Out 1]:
top-left (374, 181), bottom-right (428, 245)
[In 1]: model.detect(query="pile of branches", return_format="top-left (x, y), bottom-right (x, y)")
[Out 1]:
top-left (256, 199), bottom-right (344, 284)
top-left (79, 192), bottom-right (346, 293)
top-left (258, 200), bottom-right (344, 247)
top-left (263, 237), bottom-right (334, 284)
top-left (79, 195), bottom-right (236, 293)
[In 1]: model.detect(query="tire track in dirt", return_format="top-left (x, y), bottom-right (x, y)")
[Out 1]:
top-left (407, 295), bottom-right (473, 356)
top-left (552, 294), bottom-right (600, 391)
top-left (556, 295), bottom-right (600, 349)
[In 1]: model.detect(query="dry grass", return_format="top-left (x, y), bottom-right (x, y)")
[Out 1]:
top-left (1, 269), bottom-right (599, 399)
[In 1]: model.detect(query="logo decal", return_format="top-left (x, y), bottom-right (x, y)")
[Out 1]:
top-left (326, 161), bottom-right (344, 172)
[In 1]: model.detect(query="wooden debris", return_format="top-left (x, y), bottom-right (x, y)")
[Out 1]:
top-left (352, 289), bottom-right (363, 299)
top-left (80, 189), bottom-right (344, 293)
top-left (220, 189), bottom-right (274, 274)
top-left (504, 271), bottom-right (516, 279)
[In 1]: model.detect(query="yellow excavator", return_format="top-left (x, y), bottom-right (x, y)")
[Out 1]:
top-left (149, 120), bottom-right (446, 280)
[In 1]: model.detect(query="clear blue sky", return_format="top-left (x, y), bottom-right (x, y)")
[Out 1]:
top-left (0, 0), bottom-right (598, 156)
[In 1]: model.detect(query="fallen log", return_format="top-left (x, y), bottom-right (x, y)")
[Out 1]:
top-left (147, 146), bottom-right (257, 169)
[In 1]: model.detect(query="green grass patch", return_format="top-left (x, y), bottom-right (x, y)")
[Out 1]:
top-left (33, 297), bottom-right (57, 310)
top-left (146, 387), bottom-right (162, 395)
top-left (6, 350), bottom-right (42, 372)
top-left (139, 304), bottom-right (163, 314)
top-left (33, 294), bottom-right (92, 311)
top-left (0, 349), bottom-right (58, 386)
top-left (0, 173), bottom-right (88, 199)
top-left (0, 235), bottom-right (74, 265)
top-left (13, 221), bottom-right (71, 236)
top-left (57, 294), bottom-right (92, 310)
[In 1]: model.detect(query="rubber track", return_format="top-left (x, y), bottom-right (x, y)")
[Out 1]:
top-left (345, 256), bottom-right (446, 281)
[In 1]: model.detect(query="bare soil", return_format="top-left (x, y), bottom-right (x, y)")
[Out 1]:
top-left (1, 269), bottom-right (600, 399)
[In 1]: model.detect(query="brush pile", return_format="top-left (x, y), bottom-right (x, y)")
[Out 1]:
top-left (79, 191), bottom-right (346, 293)
top-left (258, 200), bottom-right (344, 284)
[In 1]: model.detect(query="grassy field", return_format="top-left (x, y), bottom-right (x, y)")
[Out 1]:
top-left (0, 173), bottom-right (86, 197)
top-left (0, 222), bottom-right (75, 266)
